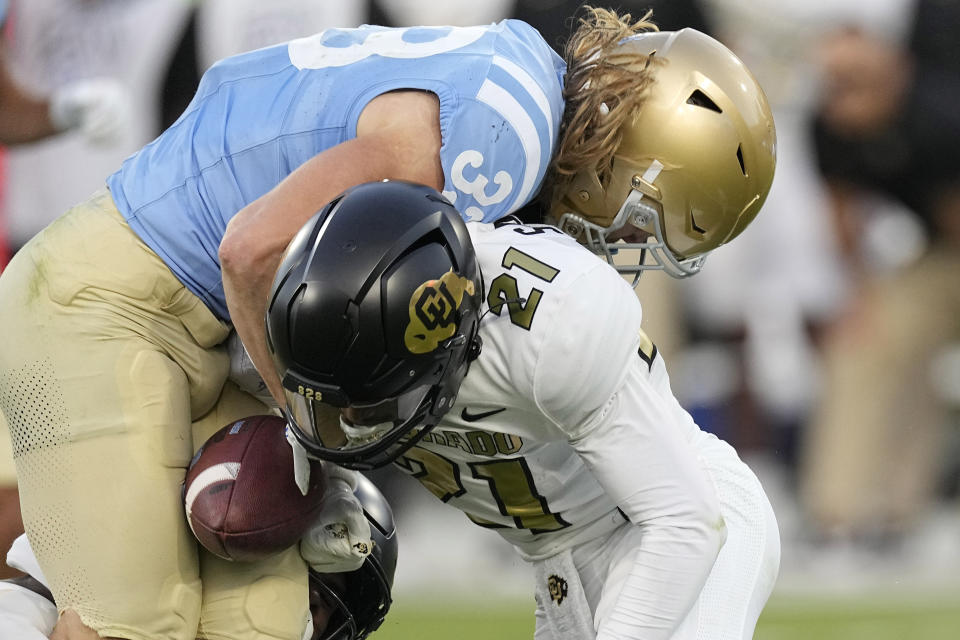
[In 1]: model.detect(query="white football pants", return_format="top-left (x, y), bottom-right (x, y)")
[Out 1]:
top-left (534, 437), bottom-right (780, 640)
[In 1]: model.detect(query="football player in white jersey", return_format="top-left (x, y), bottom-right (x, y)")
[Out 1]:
top-left (268, 177), bottom-right (779, 640)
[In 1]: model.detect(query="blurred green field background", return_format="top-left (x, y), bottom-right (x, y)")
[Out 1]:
top-left (373, 592), bottom-right (960, 640)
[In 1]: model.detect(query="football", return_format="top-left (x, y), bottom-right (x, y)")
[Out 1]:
top-left (183, 414), bottom-right (327, 561)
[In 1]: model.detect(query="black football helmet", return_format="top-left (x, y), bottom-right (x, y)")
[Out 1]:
top-left (267, 180), bottom-right (483, 469)
top-left (310, 473), bottom-right (398, 640)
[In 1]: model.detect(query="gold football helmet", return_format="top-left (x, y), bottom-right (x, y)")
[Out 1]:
top-left (553, 28), bottom-right (776, 281)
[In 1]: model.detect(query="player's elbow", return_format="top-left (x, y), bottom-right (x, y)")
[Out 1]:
top-left (694, 511), bottom-right (727, 562)
top-left (630, 494), bottom-right (727, 567)
top-left (683, 498), bottom-right (727, 562)
top-left (657, 494), bottom-right (727, 565)
top-left (219, 213), bottom-right (271, 279)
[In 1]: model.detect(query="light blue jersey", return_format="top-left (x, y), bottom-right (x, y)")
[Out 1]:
top-left (107, 20), bottom-right (565, 321)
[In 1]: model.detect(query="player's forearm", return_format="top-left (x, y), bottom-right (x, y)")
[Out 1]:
top-left (221, 99), bottom-right (443, 404)
top-left (0, 89), bottom-right (57, 145)
top-left (596, 519), bottom-right (724, 640)
top-left (220, 187), bottom-right (301, 406)
top-left (571, 364), bottom-right (726, 638)
top-left (221, 258), bottom-right (285, 406)
top-left (220, 139), bottom-right (407, 405)
top-left (0, 50), bottom-right (59, 145)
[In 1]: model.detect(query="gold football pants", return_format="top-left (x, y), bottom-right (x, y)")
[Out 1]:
top-left (0, 189), bottom-right (309, 640)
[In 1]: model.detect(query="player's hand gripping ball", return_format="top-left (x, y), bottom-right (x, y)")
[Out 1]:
top-left (183, 415), bottom-right (327, 561)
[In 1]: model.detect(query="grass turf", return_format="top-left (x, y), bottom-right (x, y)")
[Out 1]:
top-left (372, 593), bottom-right (960, 640)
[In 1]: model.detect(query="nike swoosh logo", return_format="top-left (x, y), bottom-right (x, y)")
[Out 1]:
top-left (460, 407), bottom-right (506, 422)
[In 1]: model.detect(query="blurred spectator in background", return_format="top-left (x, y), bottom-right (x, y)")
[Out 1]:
top-left (0, 1), bottom-right (135, 269)
top-left (368, 0), bottom-right (514, 30)
top-left (670, 0), bottom-right (856, 473)
top-left (370, 0), bottom-right (712, 48)
top-left (0, 0), bottom-right (192, 257)
top-left (799, 0), bottom-right (960, 553)
top-left (0, 48), bottom-right (126, 148)
top-left (194, 0), bottom-right (365, 70)
top-left (511, 0), bottom-right (711, 51)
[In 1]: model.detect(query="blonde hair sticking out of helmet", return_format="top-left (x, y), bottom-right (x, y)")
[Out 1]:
top-left (544, 7), bottom-right (777, 283)
top-left (549, 7), bottom-right (661, 196)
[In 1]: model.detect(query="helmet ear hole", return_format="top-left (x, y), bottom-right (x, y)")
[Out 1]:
top-left (736, 145), bottom-right (746, 176)
top-left (690, 210), bottom-right (707, 234)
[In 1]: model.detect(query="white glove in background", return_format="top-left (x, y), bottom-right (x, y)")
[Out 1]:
top-left (226, 331), bottom-right (278, 409)
top-left (48, 77), bottom-right (131, 146)
top-left (300, 464), bottom-right (373, 574)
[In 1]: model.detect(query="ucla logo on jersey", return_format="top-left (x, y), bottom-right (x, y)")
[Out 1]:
top-left (404, 269), bottom-right (476, 354)
top-left (547, 574), bottom-right (568, 605)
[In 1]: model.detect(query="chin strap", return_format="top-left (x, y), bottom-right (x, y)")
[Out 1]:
top-left (285, 425), bottom-right (314, 497)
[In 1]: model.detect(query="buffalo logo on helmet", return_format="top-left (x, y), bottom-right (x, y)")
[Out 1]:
top-left (404, 269), bottom-right (475, 354)
top-left (547, 574), bottom-right (568, 605)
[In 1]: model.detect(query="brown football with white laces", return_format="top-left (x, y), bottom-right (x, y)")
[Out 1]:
top-left (183, 414), bottom-right (327, 561)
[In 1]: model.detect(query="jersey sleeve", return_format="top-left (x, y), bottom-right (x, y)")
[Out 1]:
top-left (532, 265), bottom-right (725, 640)
top-left (439, 20), bottom-right (564, 223)
top-left (574, 358), bottom-right (726, 640)
top-left (531, 263), bottom-right (645, 434)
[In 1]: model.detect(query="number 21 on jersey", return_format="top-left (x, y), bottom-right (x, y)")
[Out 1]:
top-left (486, 243), bottom-right (560, 330)
top-left (395, 446), bottom-right (571, 534)
top-left (395, 237), bottom-right (569, 533)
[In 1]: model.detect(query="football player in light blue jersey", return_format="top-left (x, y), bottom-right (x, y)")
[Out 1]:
top-left (115, 18), bottom-right (565, 422)
top-left (0, 15), bottom-right (567, 640)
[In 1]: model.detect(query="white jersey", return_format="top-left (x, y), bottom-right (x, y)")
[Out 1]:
top-left (394, 219), bottom-right (722, 561)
